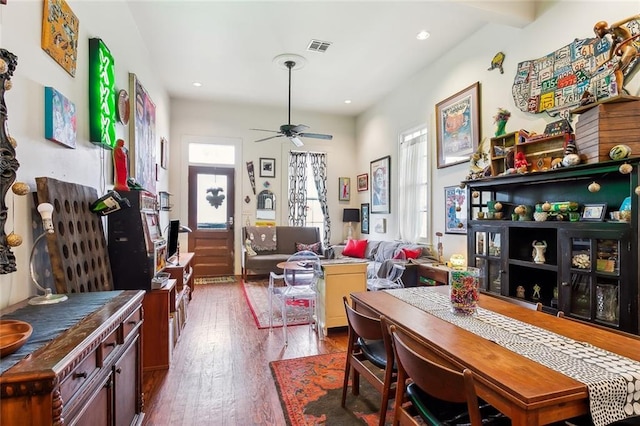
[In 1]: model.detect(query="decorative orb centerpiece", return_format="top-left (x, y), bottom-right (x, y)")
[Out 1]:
top-left (609, 144), bottom-right (631, 161)
top-left (588, 182), bottom-right (601, 193)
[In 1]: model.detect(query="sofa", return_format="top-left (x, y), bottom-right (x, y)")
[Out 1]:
top-left (331, 239), bottom-right (437, 287)
top-left (241, 226), bottom-right (327, 279)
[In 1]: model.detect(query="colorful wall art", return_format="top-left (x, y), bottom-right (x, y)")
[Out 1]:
top-left (41, 0), bottom-right (79, 77)
top-left (129, 73), bottom-right (156, 194)
top-left (44, 86), bottom-right (77, 148)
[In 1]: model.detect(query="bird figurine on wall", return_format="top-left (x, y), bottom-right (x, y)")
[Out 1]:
top-left (488, 51), bottom-right (505, 74)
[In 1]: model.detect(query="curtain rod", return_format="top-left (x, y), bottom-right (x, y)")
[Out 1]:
top-left (289, 150), bottom-right (327, 155)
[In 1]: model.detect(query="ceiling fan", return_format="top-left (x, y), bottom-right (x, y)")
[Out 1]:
top-left (252, 59), bottom-right (333, 147)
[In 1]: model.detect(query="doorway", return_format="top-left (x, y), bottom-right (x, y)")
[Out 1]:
top-left (187, 165), bottom-right (235, 277)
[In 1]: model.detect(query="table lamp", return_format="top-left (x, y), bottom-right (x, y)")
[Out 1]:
top-left (28, 203), bottom-right (68, 305)
top-left (342, 208), bottom-right (360, 241)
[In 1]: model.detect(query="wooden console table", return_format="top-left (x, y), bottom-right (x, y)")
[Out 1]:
top-left (165, 252), bottom-right (194, 300)
top-left (0, 291), bottom-right (145, 425)
top-left (416, 262), bottom-right (450, 286)
top-left (316, 261), bottom-right (368, 335)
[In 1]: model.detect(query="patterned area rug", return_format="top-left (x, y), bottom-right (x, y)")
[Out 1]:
top-left (270, 352), bottom-right (394, 425)
top-left (194, 276), bottom-right (236, 285)
top-left (242, 279), bottom-right (311, 329)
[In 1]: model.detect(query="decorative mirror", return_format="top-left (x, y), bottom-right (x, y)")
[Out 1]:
top-left (256, 189), bottom-right (275, 220)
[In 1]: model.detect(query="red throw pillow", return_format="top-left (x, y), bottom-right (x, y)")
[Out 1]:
top-left (342, 239), bottom-right (368, 258)
top-left (295, 241), bottom-right (322, 255)
top-left (402, 247), bottom-right (422, 259)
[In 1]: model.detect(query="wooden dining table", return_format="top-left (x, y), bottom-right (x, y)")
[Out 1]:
top-left (350, 286), bottom-right (640, 426)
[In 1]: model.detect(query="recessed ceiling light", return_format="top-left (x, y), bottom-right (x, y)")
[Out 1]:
top-left (192, 82), bottom-right (202, 87)
top-left (416, 30), bottom-right (430, 41)
top-left (344, 100), bottom-right (352, 104)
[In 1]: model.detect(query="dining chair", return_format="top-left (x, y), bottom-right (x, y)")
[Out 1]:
top-left (386, 318), bottom-right (510, 426)
top-left (342, 297), bottom-right (396, 426)
top-left (269, 250), bottom-right (322, 345)
top-left (367, 259), bottom-right (406, 291)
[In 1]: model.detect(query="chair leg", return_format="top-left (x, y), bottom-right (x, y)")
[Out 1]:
top-left (341, 356), bottom-right (351, 407)
top-left (282, 297), bottom-right (288, 346)
top-left (378, 363), bottom-right (395, 426)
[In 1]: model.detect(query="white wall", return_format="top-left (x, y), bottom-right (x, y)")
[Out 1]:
top-left (169, 98), bottom-right (357, 272)
top-left (356, 1), bottom-right (640, 261)
top-left (0, 1), bottom-right (170, 308)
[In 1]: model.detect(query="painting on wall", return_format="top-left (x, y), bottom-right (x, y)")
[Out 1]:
top-left (435, 82), bottom-right (480, 169)
top-left (370, 156), bottom-right (390, 214)
top-left (129, 73), bottom-right (156, 194)
top-left (339, 177), bottom-right (350, 201)
top-left (44, 86), bottom-right (76, 148)
top-left (357, 173), bottom-right (368, 191)
top-left (259, 158), bottom-right (275, 178)
top-left (41, 0), bottom-right (79, 77)
top-left (444, 185), bottom-right (467, 234)
top-left (360, 203), bottom-right (370, 234)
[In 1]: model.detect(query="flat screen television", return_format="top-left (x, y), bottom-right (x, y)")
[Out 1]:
top-left (166, 219), bottom-right (180, 262)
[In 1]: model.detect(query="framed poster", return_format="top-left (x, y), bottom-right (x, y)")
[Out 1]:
top-left (370, 156), bottom-right (390, 214)
top-left (436, 82), bottom-right (480, 169)
top-left (41, 0), bottom-right (79, 77)
top-left (129, 73), bottom-right (156, 194)
top-left (582, 203), bottom-right (607, 221)
top-left (44, 86), bottom-right (76, 148)
top-left (259, 158), bottom-right (275, 177)
top-left (444, 185), bottom-right (467, 234)
top-left (357, 173), bottom-right (368, 191)
top-left (360, 203), bottom-right (370, 234)
top-left (339, 177), bottom-right (350, 201)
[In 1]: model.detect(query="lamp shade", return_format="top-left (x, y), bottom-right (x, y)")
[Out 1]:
top-left (342, 208), bottom-right (360, 223)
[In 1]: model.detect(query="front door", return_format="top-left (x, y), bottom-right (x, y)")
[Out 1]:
top-left (188, 165), bottom-right (235, 277)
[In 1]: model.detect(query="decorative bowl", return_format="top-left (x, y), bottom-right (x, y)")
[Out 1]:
top-left (533, 211), bottom-right (548, 222)
top-left (0, 319), bottom-right (33, 357)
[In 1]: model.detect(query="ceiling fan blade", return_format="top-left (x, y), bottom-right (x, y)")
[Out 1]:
top-left (289, 136), bottom-right (304, 147)
top-left (250, 128), bottom-right (280, 133)
top-left (290, 124), bottom-right (309, 133)
top-left (299, 132), bottom-right (333, 140)
top-left (255, 134), bottom-right (284, 143)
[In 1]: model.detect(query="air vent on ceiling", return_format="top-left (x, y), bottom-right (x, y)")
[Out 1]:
top-left (307, 39), bottom-right (332, 53)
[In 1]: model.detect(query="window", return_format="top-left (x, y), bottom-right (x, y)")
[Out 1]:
top-left (305, 161), bottom-right (324, 238)
top-left (398, 125), bottom-right (428, 242)
top-left (188, 143), bottom-right (234, 165)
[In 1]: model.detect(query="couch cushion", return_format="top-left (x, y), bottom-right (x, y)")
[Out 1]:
top-left (295, 241), bottom-right (322, 255)
top-left (374, 241), bottom-right (401, 263)
top-left (365, 240), bottom-right (381, 260)
top-left (343, 239), bottom-right (368, 258)
top-left (276, 226), bottom-right (319, 253)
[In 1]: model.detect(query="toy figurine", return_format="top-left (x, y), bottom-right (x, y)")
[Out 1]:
top-left (514, 152), bottom-right (529, 173)
top-left (532, 240), bottom-right (547, 264)
top-left (516, 285), bottom-right (526, 298)
top-left (532, 284), bottom-right (541, 300)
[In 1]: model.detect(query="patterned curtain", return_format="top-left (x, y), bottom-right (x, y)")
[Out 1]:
top-left (309, 152), bottom-right (331, 248)
top-left (288, 151), bottom-right (308, 226)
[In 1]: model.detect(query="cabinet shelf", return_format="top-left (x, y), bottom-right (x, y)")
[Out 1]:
top-left (466, 158), bottom-right (639, 333)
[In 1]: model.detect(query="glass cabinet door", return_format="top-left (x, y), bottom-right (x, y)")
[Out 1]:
top-left (560, 229), bottom-right (628, 328)
top-left (469, 227), bottom-right (503, 295)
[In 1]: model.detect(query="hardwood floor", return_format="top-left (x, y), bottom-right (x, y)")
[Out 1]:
top-left (142, 280), bottom-right (348, 425)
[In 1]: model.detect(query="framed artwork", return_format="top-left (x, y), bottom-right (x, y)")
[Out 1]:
top-left (435, 82), bottom-right (480, 169)
top-left (339, 177), bottom-right (350, 201)
top-left (357, 173), bottom-right (368, 192)
top-left (360, 203), bottom-right (370, 234)
top-left (370, 156), bottom-right (390, 214)
top-left (41, 0), bottom-right (79, 77)
top-left (44, 87), bottom-right (76, 148)
top-left (582, 203), bottom-right (607, 221)
top-left (374, 218), bottom-right (387, 233)
top-left (129, 73), bottom-right (156, 194)
top-left (444, 185), bottom-right (467, 234)
top-left (160, 137), bottom-right (168, 169)
top-left (259, 158), bottom-right (275, 177)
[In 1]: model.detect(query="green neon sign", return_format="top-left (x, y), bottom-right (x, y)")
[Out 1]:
top-left (88, 38), bottom-right (116, 148)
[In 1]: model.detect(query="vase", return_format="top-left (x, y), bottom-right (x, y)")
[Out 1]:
top-left (449, 267), bottom-right (480, 315)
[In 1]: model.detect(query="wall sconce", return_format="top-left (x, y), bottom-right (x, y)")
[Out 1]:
top-left (342, 208), bottom-right (360, 241)
top-left (28, 203), bottom-right (68, 305)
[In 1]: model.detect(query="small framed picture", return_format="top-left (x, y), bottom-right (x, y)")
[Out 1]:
top-left (361, 203), bottom-right (370, 234)
top-left (582, 203), bottom-right (607, 221)
top-left (259, 158), bottom-right (276, 177)
top-left (357, 173), bottom-right (368, 192)
top-left (338, 177), bottom-right (351, 201)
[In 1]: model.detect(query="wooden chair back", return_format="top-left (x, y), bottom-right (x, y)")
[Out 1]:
top-left (388, 321), bottom-right (483, 426)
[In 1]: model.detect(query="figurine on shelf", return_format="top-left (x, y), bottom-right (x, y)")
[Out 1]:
top-left (514, 151), bottom-right (529, 173)
top-left (516, 285), bottom-right (526, 299)
top-left (493, 107), bottom-right (511, 137)
top-left (532, 240), bottom-right (547, 264)
top-left (532, 284), bottom-right (541, 300)
top-left (113, 139), bottom-right (129, 191)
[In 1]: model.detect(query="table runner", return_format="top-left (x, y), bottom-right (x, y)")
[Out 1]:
top-left (386, 287), bottom-right (640, 426)
top-left (1, 291), bottom-right (122, 374)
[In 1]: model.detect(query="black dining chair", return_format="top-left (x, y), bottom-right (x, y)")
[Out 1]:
top-left (342, 296), bottom-right (396, 426)
top-left (386, 317), bottom-right (510, 426)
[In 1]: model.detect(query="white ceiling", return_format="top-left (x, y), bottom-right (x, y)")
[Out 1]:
top-left (126, 1), bottom-right (537, 117)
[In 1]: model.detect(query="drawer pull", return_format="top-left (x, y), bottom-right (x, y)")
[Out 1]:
top-left (104, 342), bottom-right (116, 348)
top-left (73, 371), bottom-right (88, 379)
top-left (116, 367), bottom-right (122, 374)
top-left (127, 320), bottom-right (138, 325)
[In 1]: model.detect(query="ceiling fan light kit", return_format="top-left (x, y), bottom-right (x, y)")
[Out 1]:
top-left (252, 54), bottom-right (333, 147)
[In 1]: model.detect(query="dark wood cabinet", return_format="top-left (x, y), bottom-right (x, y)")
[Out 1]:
top-left (0, 291), bottom-right (145, 425)
top-left (465, 159), bottom-right (638, 333)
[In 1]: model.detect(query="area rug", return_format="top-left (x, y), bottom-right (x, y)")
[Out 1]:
top-left (194, 276), bottom-right (236, 285)
top-left (270, 352), bottom-right (393, 425)
top-left (242, 279), bottom-right (311, 329)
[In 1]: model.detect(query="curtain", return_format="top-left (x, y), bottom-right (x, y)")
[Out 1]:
top-left (288, 151), bottom-right (308, 226)
top-left (309, 152), bottom-right (331, 248)
top-left (398, 136), bottom-right (425, 242)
